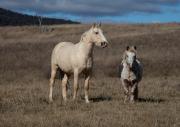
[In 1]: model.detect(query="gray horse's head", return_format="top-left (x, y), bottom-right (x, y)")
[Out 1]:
top-left (123, 46), bottom-right (137, 69)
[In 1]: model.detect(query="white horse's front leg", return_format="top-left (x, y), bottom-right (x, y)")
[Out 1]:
top-left (84, 75), bottom-right (90, 103)
top-left (49, 64), bottom-right (57, 103)
top-left (62, 74), bottom-right (68, 102)
top-left (73, 69), bottom-right (79, 100)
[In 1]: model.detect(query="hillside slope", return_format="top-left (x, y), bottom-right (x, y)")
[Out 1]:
top-left (0, 8), bottom-right (79, 26)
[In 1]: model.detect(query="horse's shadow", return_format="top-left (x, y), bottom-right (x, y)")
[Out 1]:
top-left (89, 96), bottom-right (112, 102)
top-left (137, 97), bottom-right (165, 103)
top-left (85, 96), bottom-right (164, 103)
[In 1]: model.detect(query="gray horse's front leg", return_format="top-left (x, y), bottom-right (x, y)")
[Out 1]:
top-left (73, 69), bottom-right (79, 100)
top-left (84, 74), bottom-right (90, 103)
top-left (130, 82), bottom-right (138, 103)
top-left (122, 79), bottom-right (129, 103)
top-left (134, 85), bottom-right (139, 101)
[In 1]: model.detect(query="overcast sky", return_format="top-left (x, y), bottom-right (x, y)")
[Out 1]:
top-left (0, 0), bottom-right (180, 23)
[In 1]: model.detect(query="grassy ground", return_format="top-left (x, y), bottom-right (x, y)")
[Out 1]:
top-left (0, 24), bottom-right (180, 127)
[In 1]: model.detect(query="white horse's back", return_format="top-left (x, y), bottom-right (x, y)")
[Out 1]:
top-left (51, 42), bottom-right (76, 73)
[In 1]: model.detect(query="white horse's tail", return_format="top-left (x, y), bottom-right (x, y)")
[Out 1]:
top-left (57, 67), bottom-right (72, 96)
top-left (56, 67), bottom-right (64, 80)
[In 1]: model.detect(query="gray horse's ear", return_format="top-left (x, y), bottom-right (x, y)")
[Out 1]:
top-left (134, 46), bottom-right (137, 50)
top-left (126, 46), bottom-right (130, 51)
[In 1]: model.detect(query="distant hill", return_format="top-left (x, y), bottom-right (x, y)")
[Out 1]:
top-left (0, 8), bottom-right (80, 26)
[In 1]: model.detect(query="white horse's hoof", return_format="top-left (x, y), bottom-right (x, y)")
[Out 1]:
top-left (63, 98), bottom-right (67, 103)
top-left (49, 99), bottom-right (53, 103)
top-left (85, 100), bottom-right (90, 104)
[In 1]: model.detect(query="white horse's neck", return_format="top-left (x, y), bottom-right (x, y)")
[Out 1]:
top-left (78, 41), bottom-right (94, 58)
top-left (77, 30), bottom-right (94, 58)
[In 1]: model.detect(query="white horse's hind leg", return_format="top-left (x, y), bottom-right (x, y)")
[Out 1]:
top-left (73, 69), bottom-right (79, 100)
top-left (66, 80), bottom-right (71, 97)
top-left (84, 75), bottom-right (90, 103)
top-left (62, 74), bottom-right (68, 102)
top-left (49, 64), bottom-right (58, 102)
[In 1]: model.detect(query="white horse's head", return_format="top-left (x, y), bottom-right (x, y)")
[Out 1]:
top-left (90, 23), bottom-right (108, 48)
top-left (123, 46), bottom-right (137, 68)
top-left (81, 23), bottom-right (108, 48)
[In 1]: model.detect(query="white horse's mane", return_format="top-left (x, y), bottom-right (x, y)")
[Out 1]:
top-left (80, 31), bottom-right (88, 42)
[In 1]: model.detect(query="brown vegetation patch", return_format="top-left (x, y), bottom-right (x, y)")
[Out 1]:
top-left (0, 24), bottom-right (179, 127)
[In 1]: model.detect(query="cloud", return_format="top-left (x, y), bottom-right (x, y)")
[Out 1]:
top-left (0, 0), bottom-right (180, 17)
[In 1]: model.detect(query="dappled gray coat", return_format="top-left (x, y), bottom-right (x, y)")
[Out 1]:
top-left (121, 59), bottom-right (143, 82)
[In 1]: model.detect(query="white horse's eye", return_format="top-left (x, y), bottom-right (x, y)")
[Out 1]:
top-left (95, 32), bottom-right (99, 34)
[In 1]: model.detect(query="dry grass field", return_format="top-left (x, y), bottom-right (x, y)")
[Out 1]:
top-left (0, 24), bottom-right (180, 127)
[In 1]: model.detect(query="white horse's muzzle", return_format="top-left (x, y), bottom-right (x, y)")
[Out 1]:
top-left (100, 41), bottom-right (108, 48)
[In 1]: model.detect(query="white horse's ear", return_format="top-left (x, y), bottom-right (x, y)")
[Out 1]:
top-left (92, 23), bottom-right (96, 28)
top-left (80, 33), bottom-right (86, 41)
top-left (97, 22), bottom-right (101, 27)
top-left (126, 46), bottom-right (130, 51)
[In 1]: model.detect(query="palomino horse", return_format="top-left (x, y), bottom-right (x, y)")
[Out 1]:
top-left (49, 24), bottom-right (108, 103)
top-left (121, 46), bottom-right (143, 103)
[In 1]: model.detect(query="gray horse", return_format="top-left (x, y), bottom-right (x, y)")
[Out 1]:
top-left (121, 46), bottom-right (143, 103)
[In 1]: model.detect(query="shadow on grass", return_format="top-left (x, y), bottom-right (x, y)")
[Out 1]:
top-left (39, 97), bottom-right (50, 104)
top-left (137, 97), bottom-right (165, 103)
top-left (89, 96), bottom-right (112, 102)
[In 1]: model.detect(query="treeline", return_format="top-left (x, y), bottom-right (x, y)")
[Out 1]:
top-left (0, 8), bottom-right (80, 26)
